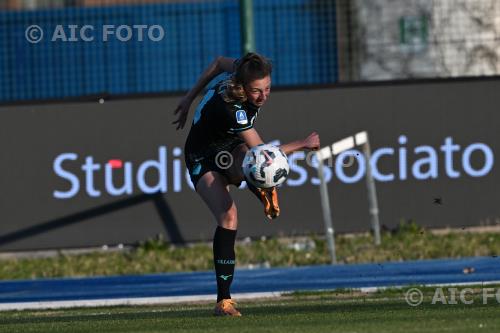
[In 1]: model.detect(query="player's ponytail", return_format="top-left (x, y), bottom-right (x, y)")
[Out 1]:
top-left (222, 52), bottom-right (272, 103)
top-left (222, 78), bottom-right (247, 103)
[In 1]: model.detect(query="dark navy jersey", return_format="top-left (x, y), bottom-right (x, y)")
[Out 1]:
top-left (184, 79), bottom-right (260, 161)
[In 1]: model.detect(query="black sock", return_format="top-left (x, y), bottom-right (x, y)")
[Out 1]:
top-left (213, 226), bottom-right (237, 302)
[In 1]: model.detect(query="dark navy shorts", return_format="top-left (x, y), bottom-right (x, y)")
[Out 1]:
top-left (185, 154), bottom-right (229, 189)
top-left (185, 141), bottom-right (246, 189)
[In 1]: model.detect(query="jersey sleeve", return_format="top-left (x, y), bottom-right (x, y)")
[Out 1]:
top-left (223, 104), bottom-right (255, 134)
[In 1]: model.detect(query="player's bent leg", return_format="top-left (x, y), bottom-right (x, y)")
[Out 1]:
top-left (261, 187), bottom-right (280, 219)
top-left (254, 186), bottom-right (280, 220)
top-left (195, 171), bottom-right (241, 317)
top-left (226, 144), bottom-right (280, 220)
top-left (196, 171), bottom-right (238, 230)
top-left (226, 143), bottom-right (248, 185)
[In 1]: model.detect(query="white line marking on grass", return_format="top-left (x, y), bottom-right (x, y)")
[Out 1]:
top-left (359, 280), bottom-right (500, 293)
top-left (2, 280), bottom-right (500, 311)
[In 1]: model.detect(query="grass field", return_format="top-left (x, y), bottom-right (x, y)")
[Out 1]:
top-left (1, 289), bottom-right (498, 333)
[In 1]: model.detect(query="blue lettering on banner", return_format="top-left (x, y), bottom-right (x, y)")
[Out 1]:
top-left (51, 135), bottom-right (496, 199)
top-left (370, 147), bottom-right (395, 181)
top-left (335, 150), bottom-right (366, 184)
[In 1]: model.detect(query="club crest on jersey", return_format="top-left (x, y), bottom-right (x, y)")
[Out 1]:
top-left (236, 110), bottom-right (248, 125)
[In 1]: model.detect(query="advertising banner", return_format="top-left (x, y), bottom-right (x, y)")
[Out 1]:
top-left (1, 78), bottom-right (498, 250)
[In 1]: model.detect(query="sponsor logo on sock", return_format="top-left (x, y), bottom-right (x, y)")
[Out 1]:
top-left (219, 274), bottom-right (232, 281)
top-left (216, 259), bottom-right (235, 265)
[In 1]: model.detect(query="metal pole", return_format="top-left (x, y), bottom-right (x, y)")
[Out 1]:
top-left (362, 141), bottom-right (381, 245)
top-left (240, 0), bottom-right (256, 54)
top-left (316, 153), bottom-right (337, 264)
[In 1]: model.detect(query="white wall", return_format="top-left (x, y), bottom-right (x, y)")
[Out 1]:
top-left (353, 0), bottom-right (500, 80)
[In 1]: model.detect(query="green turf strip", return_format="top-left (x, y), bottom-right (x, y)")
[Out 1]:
top-left (0, 290), bottom-right (498, 333)
top-left (1, 222), bottom-right (500, 280)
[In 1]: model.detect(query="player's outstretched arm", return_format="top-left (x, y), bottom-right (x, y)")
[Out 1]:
top-left (239, 129), bottom-right (320, 155)
top-left (280, 132), bottom-right (320, 154)
top-left (173, 56), bottom-right (236, 130)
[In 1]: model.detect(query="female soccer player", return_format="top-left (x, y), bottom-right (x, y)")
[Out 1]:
top-left (173, 53), bottom-right (320, 316)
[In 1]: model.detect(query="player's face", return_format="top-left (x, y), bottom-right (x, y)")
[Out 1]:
top-left (244, 76), bottom-right (271, 107)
